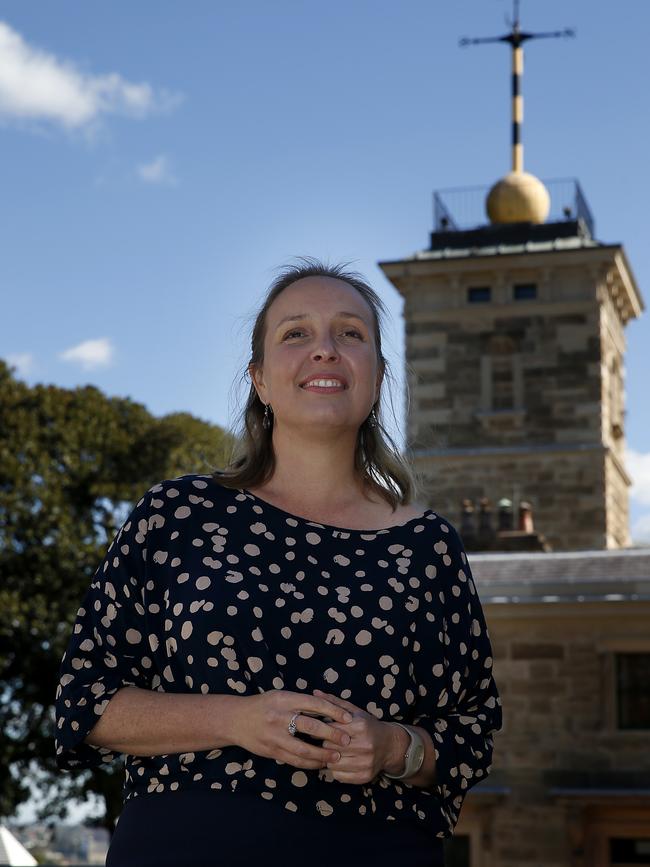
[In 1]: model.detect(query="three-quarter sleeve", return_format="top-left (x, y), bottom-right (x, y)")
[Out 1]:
top-left (412, 522), bottom-right (502, 835)
top-left (54, 489), bottom-right (153, 771)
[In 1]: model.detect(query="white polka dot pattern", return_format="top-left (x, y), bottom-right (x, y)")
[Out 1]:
top-left (54, 473), bottom-right (502, 839)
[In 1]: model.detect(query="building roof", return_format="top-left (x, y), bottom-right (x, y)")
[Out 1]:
top-left (544, 769), bottom-right (650, 796)
top-left (414, 233), bottom-right (601, 261)
top-left (469, 547), bottom-right (650, 603)
top-left (382, 218), bottom-right (604, 262)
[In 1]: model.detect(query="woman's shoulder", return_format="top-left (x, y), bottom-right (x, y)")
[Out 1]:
top-left (139, 472), bottom-right (237, 513)
top-left (407, 505), bottom-right (466, 556)
top-left (396, 500), bottom-right (429, 522)
top-left (146, 471), bottom-right (217, 493)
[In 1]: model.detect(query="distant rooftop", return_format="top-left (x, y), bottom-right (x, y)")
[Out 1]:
top-left (469, 546), bottom-right (650, 603)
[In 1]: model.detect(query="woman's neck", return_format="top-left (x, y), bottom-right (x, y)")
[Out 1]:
top-left (259, 425), bottom-right (371, 510)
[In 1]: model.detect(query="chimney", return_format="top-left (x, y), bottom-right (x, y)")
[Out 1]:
top-left (519, 500), bottom-right (534, 533)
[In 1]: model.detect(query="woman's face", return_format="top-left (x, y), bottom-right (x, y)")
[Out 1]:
top-left (250, 276), bottom-right (383, 436)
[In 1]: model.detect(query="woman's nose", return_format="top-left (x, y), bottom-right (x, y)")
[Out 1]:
top-left (311, 335), bottom-right (339, 361)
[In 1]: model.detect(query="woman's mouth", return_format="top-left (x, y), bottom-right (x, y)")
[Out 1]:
top-left (300, 378), bottom-right (347, 392)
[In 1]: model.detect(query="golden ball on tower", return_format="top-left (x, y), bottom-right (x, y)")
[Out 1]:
top-left (486, 171), bottom-right (551, 224)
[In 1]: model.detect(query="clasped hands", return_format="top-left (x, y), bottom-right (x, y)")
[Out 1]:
top-left (309, 688), bottom-right (400, 785)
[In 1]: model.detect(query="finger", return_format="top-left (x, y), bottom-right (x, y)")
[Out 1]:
top-left (312, 689), bottom-right (359, 714)
top-left (326, 757), bottom-right (367, 778)
top-left (278, 747), bottom-right (333, 770)
top-left (305, 695), bottom-right (353, 723)
top-left (313, 689), bottom-right (359, 715)
top-left (300, 715), bottom-right (351, 748)
top-left (322, 735), bottom-right (350, 752)
top-left (276, 739), bottom-right (332, 769)
top-left (284, 737), bottom-right (341, 768)
top-left (325, 765), bottom-right (358, 781)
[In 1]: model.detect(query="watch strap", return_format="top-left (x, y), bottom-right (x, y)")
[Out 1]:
top-left (383, 722), bottom-right (425, 780)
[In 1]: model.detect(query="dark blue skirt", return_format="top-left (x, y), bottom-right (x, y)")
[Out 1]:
top-left (106, 788), bottom-right (445, 867)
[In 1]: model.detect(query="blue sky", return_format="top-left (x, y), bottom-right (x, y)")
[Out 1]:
top-left (2, 0), bottom-right (650, 546)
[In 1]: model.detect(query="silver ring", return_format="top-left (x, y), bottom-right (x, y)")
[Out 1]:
top-left (288, 712), bottom-right (301, 736)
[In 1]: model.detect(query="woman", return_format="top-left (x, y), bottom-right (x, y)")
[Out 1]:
top-left (54, 259), bottom-right (502, 866)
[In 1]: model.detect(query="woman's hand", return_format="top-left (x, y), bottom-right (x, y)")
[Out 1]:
top-left (312, 688), bottom-right (395, 785)
top-left (236, 689), bottom-right (353, 770)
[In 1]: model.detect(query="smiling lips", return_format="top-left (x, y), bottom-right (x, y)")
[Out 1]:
top-left (300, 377), bottom-right (347, 392)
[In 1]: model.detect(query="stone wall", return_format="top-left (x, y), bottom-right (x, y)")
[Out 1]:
top-left (391, 248), bottom-right (639, 552)
top-left (605, 451), bottom-right (631, 548)
top-left (415, 448), bottom-right (607, 551)
top-left (405, 302), bottom-right (602, 452)
top-left (455, 602), bottom-right (650, 866)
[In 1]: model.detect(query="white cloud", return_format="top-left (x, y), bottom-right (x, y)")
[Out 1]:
top-left (5, 352), bottom-right (34, 376)
top-left (626, 449), bottom-right (650, 507)
top-left (59, 338), bottom-right (114, 370)
top-left (137, 154), bottom-right (177, 186)
top-left (631, 513), bottom-right (650, 545)
top-left (0, 20), bottom-right (180, 130)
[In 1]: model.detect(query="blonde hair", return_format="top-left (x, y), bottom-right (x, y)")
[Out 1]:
top-left (214, 258), bottom-right (418, 510)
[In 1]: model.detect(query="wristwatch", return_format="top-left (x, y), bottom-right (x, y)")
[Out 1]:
top-left (383, 722), bottom-right (426, 780)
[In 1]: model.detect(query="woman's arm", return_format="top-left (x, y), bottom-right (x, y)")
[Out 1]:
top-left (84, 686), bottom-right (246, 756)
top-left (406, 520), bottom-right (502, 835)
top-left (54, 487), bottom-right (171, 770)
top-left (381, 721), bottom-right (437, 787)
top-left (87, 685), bottom-right (353, 767)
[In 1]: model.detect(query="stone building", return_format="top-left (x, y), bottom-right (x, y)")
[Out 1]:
top-left (377, 36), bottom-right (649, 864)
top-left (379, 185), bottom-right (650, 864)
top-left (453, 548), bottom-right (650, 867)
top-left (379, 202), bottom-right (642, 552)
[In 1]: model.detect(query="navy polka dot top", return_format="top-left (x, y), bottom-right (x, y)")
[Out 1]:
top-left (54, 473), bottom-right (502, 838)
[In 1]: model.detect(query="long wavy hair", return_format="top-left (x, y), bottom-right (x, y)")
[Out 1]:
top-left (214, 258), bottom-right (419, 510)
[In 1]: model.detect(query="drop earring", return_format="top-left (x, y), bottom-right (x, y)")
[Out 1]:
top-left (262, 403), bottom-right (273, 430)
top-left (367, 407), bottom-right (378, 429)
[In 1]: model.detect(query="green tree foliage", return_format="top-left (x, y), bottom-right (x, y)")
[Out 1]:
top-left (0, 359), bottom-right (235, 832)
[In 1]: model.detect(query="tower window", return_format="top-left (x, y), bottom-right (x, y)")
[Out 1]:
top-left (610, 356), bottom-right (624, 438)
top-left (492, 358), bottom-right (514, 409)
top-left (468, 286), bottom-right (491, 303)
top-left (514, 282), bottom-right (537, 300)
top-left (616, 653), bottom-right (650, 729)
top-left (480, 334), bottom-right (522, 413)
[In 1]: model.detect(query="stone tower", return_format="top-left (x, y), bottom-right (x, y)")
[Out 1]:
top-left (379, 210), bottom-right (643, 550)
top-left (379, 9), bottom-right (644, 552)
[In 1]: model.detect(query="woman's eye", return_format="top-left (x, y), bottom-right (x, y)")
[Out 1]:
top-left (283, 330), bottom-right (305, 339)
top-left (282, 328), bottom-right (363, 340)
